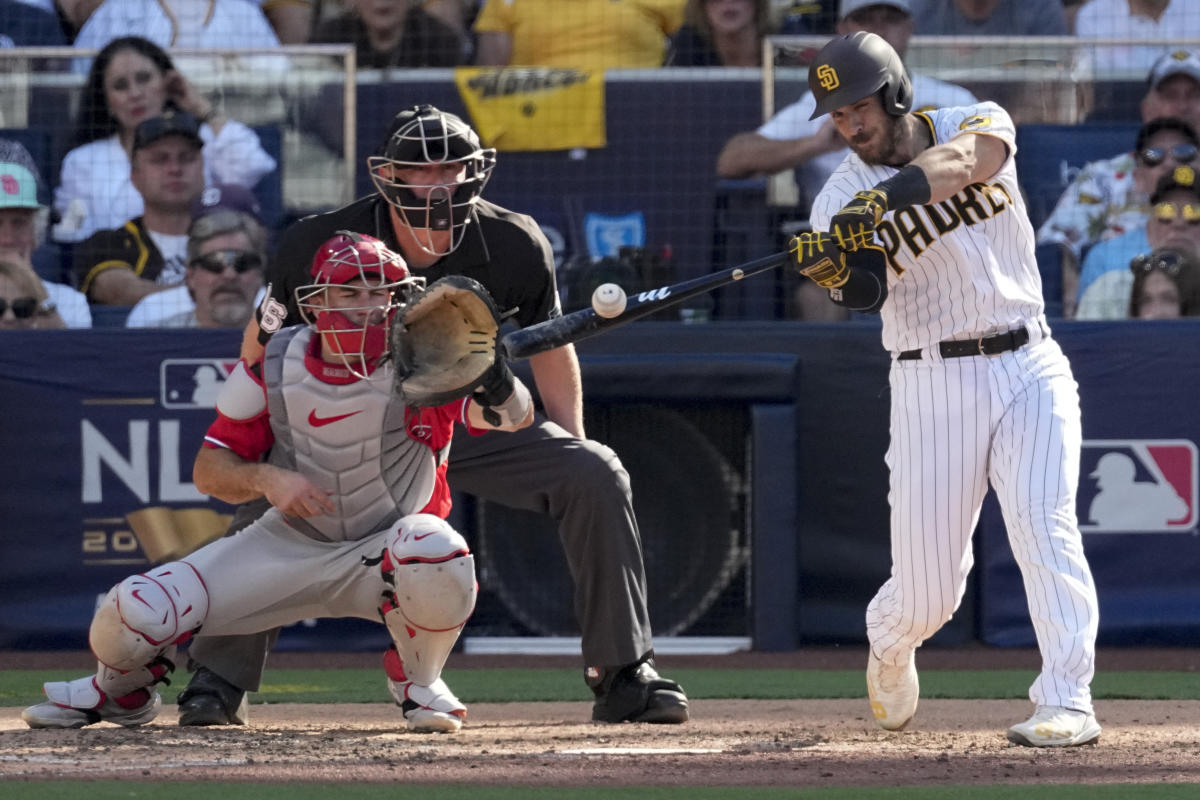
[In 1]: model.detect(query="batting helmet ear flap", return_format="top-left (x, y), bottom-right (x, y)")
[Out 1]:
top-left (808, 31), bottom-right (913, 120)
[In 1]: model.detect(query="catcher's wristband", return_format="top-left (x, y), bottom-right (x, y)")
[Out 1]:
top-left (480, 377), bottom-right (532, 428)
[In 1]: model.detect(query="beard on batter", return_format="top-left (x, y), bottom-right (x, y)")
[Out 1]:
top-left (847, 115), bottom-right (907, 167)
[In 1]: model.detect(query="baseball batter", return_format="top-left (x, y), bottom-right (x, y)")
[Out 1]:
top-left (789, 32), bottom-right (1101, 747)
top-left (21, 233), bottom-right (534, 732)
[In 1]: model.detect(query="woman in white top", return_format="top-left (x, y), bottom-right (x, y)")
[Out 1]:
top-left (54, 36), bottom-right (277, 243)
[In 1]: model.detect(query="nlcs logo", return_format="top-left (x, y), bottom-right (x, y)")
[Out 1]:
top-left (816, 65), bottom-right (839, 92)
top-left (1077, 440), bottom-right (1197, 533)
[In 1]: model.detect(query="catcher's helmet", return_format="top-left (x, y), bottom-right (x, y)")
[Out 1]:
top-left (368, 104), bottom-right (497, 257)
top-left (296, 231), bottom-right (424, 377)
top-left (808, 31), bottom-right (913, 120)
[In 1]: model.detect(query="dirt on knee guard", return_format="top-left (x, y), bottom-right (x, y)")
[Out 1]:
top-left (90, 563), bottom-right (209, 675)
top-left (378, 514), bottom-right (477, 686)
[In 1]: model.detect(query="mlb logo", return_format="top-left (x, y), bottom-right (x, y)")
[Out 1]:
top-left (160, 359), bottom-right (237, 409)
top-left (1077, 440), bottom-right (1198, 533)
top-left (584, 211), bottom-right (645, 260)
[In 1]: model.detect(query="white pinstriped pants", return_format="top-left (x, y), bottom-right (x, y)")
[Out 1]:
top-left (866, 334), bottom-right (1100, 713)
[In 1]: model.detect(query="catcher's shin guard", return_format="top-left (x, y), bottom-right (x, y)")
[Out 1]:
top-left (378, 514), bottom-right (477, 686)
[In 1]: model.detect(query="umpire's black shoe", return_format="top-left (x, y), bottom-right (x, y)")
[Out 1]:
top-left (586, 652), bottom-right (689, 724)
top-left (177, 667), bottom-right (248, 726)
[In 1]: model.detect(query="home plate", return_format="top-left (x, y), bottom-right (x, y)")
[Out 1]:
top-left (558, 747), bottom-right (724, 755)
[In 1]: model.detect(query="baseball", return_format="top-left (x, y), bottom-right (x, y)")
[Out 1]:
top-left (591, 283), bottom-right (627, 318)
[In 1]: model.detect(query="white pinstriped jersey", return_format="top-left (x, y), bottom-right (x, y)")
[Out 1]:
top-left (810, 103), bottom-right (1044, 353)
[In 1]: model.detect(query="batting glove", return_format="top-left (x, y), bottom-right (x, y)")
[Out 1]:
top-left (830, 189), bottom-right (888, 252)
top-left (788, 231), bottom-right (849, 289)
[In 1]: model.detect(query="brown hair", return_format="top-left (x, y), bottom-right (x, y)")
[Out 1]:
top-left (1128, 248), bottom-right (1200, 317)
top-left (683, 0), bottom-right (773, 42)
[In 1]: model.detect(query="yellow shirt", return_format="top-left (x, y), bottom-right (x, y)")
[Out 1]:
top-left (473, 0), bottom-right (685, 69)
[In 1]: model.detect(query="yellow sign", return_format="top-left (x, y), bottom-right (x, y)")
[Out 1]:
top-left (455, 67), bottom-right (606, 152)
top-left (816, 64), bottom-right (839, 92)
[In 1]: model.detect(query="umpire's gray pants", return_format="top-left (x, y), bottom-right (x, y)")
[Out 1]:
top-left (188, 416), bottom-right (654, 691)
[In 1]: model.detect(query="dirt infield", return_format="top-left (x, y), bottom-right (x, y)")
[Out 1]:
top-left (3, 647), bottom-right (1198, 788)
top-left (3, 699), bottom-right (1199, 787)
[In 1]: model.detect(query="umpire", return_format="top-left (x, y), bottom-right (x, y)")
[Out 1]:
top-left (177, 104), bottom-right (689, 726)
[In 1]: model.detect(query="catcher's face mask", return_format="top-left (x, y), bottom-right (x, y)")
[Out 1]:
top-left (296, 231), bottom-right (424, 378)
top-left (368, 105), bottom-right (496, 257)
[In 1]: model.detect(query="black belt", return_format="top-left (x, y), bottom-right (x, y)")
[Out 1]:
top-left (897, 328), bottom-right (1030, 361)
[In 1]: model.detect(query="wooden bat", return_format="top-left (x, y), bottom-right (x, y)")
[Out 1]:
top-left (501, 251), bottom-right (788, 361)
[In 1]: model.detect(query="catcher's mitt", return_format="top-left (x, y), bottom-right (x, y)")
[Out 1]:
top-left (391, 275), bottom-right (502, 407)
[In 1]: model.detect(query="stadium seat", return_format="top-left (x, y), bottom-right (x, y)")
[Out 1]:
top-left (89, 305), bottom-right (132, 328)
top-left (1015, 122), bottom-right (1141, 233)
top-left (250, 124), bottom-right (283, 233)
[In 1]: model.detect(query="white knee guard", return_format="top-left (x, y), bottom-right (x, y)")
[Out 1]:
top-left (90, 562), bottom-right (210, 673)
top-left (379, 514), bottom-right (477, 686)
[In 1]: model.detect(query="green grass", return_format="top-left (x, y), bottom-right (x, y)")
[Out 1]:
top-left (1, 668), bottom-right (1197, 706)
top-left (0, 783), bottom-right (1196, 800)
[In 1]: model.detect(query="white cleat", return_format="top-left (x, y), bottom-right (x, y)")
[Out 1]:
top-left (866, 649), bottom-right (919, 731)
top-left (1007, 705), bottom-right (1101, 747)
top-left (23, 686), bottom-right (162, 729)
top-left (387, 676), bottom-right (466, 733)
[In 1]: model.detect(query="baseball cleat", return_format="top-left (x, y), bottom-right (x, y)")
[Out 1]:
top-left (866, 649), bottom-right (918, 731)
top-left (587, 654), bottom-right (689, 724)
top-left (387, 676), bottom-right (466, 733)
top-left (23, 687), bottom-right (162, 729)
top-left (1007, 705), bottom-right (1101, 747)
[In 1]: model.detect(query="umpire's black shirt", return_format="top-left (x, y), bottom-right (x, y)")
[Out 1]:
top-left (257, 195), bottom-right (561, 347)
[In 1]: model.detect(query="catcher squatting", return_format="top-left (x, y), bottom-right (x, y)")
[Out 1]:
top-left (21, 232), bottom-right (537, 732)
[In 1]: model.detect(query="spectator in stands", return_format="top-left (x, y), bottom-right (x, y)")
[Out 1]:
top-left (714, 0), bottom-right (976, 320)
top-left (665, 0), bottom-right (770, 66)
top-left (0, 0), bottom-right (69, 45)
top-left (73, 111), bottom-right (206, 306)
top-left (1075, 1), bottom-right (1200, 75)
top-left (0, 260), bottom-right (69, 329)
top-left (1039, 53), bottom-right (1200, 316)
top-left (1076, 165), bottom-right (1200, 319)
top-left (126, 183), bottom-right (267, 327)
top-left (911, 0), bottom-right (1068, 35)
top-left (0, 141), bottom-right (92, 327)
top-left (54, 36), bottom-right (276, 243)
top-left (260, 0), bottom-right (314, 43)
top-left (71, 0), bottom-right (283, 70)
top-left (473, 0), bottom-right (685, 68)
top-left (52, 0), bottom-right (104, 40)
top-left (1127, 247), bottom-right (1200, 319)
top-left (310, 0), bottom-right (467, 68)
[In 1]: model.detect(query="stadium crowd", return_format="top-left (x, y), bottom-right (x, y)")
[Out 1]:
top-left (2, 0), bottom-right (1200, 325)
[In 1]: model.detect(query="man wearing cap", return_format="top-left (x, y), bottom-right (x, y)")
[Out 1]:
top-left (715, 0), bottom-right (976, 319)
top-left (1075, 165), bottom-right (1200, 319)
top-left (124, 184), bottom-right (269, 328)
top-left (1037, 51), bottom-right (1200, 316)
top-left (0, 139), bottom-right (90, 328)
top-left (72, 111), bottom-right (206, 306)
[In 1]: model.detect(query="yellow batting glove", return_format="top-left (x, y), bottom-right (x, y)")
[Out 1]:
top-left (830, 189), bottom-right (888, 252)
top-left (788, 231), bottom-right (849, 289)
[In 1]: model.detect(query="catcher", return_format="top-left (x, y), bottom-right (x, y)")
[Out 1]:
top-left (21, 232), bottom-right (532, 732)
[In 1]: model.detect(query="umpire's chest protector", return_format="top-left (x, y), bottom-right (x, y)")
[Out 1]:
top-left (262, 327), bottom-right (438, 542)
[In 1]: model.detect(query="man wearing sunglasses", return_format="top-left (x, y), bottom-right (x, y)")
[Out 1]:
top-left (1076, 165), bottom-right (1200, 319)
top-left (125, 184), bottom-right (268, 328)
top-left (1038, 49), bottom-right (1200, 316)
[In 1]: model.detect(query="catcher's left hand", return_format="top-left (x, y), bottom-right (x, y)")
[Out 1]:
top-left (830, 188), bottom-right (888, 252)
top-left (788, 231), bottom-right (849, 289)
top-left (391, 275), bottom-right (503, 407)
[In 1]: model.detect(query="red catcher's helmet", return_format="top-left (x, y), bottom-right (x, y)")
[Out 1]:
top-left (295, 231), bottom-right (424, 377)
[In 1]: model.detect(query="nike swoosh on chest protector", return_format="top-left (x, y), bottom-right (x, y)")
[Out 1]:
top-left (308, 409), bottom-right (364, 427)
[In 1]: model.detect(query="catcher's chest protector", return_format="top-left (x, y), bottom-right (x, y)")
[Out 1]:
top-left (263, 327), bottom-right (438, 541)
